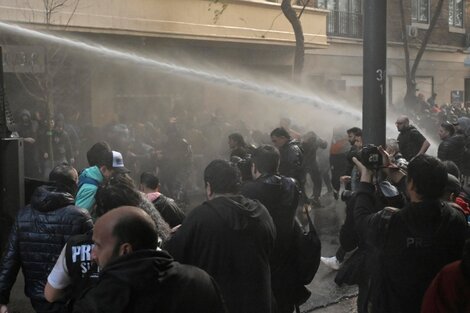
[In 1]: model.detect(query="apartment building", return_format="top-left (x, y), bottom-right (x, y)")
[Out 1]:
top-left (307, 0), bottom-right (470, 108)
top-left (0, 0), bottom-right (327, 126)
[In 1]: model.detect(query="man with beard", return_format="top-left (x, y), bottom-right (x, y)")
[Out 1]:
top-left (396, 116), bottom-right (430, 161)
top-left (270, 127), bottom-right (303, 184)
top-left (72, 207), bottom-right (226, 313)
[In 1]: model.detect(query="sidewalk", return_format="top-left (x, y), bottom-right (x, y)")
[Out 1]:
top-left (309, 296), bottom-right (357, 313)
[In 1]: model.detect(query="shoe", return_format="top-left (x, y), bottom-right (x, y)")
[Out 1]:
top-left (321, 256), bottom-right (341, 270)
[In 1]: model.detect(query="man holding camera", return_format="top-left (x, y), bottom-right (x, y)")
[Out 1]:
top-left (352, 153), bottom-right (466, 312)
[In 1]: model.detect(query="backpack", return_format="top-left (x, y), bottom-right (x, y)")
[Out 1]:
top-left (295, 205), bottom-right (321, 285)
top-left (292, 205), bottom-right (321, 309)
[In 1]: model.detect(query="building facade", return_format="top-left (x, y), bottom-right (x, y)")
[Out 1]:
top-left (0, 0), bottom-right (327, 126)
top-left (307, 0), bottom-right (470, 109)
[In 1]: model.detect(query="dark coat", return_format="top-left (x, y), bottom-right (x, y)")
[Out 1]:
top-left (241, 175), bottom-right (301, 304)
top-left (437, 134), bottom-right (465, 169)
top-left (165, 195), bottom-right (276, 313)
top-left (152, 194), bottom-right (186, 228)
top-left (73, 250), bottom-right (226, 313)
top-left (278, 140), bottom-right (303, 182)
top-left (397, 126), bottom-right (426, 161)
top-left (354, 182), bottom-right (466, 313)
top-left (0, 186), bottom-right (93, 304)
top-left (301, 134), bottom-right (327, 169)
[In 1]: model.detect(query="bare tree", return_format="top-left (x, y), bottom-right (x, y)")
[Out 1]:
top-left (400, 0), bottom-right (445, 108)
top-left (11, 0), bottom-right (81, 166)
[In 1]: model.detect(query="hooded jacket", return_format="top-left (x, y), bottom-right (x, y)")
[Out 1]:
top-left (75, 166), bottom-right (104, 211)
top-left (73, 250), bottom-right (226, 313)
top-left (437, 134), bottom-right (465, 168)
top-left (241, 174), bottom-right (305, 306)
top-left (165, 195), bottom-right (275, 313)
top-left (0, 186), bottom-right (93, 304)
top-left (354, 182), bottom-right (466, 313)
top-left (279, 140), bottom-right (303, 182)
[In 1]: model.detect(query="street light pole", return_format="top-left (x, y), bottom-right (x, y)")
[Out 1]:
top-left (363, 0), bottom-right (387, 146)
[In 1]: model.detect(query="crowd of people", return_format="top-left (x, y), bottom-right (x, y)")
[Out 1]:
top-left (321, 110), bottom-right (470, 313)
top-left (1, 96), bottom-right (470, 313)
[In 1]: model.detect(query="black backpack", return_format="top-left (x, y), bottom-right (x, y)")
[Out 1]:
top-left (294, 205), bottom-right (321, 286)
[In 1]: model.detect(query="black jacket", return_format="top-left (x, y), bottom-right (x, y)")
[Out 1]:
top-left (279, 140), bottom-right (303, 182)
top-left (0, 186), bottom-right (93, 304)
top-left (397, 126), bottom-right (426, 161)
top-left (165, 195), bottom-right (276, 313)
top-left (354, 182), bottom-right (466, 313)
top-left (437, 134), bottom-right (465, 168)
top-left (152, 194), bottom-right (186, 228)
top-left (241, 175), bottom-right (298, 265)
top-left (73, 250), bottom-right (226, 313)
top-left (241, 174), bottom-right (303, 305)
top-left (301, 135), bottom-right (327, 168)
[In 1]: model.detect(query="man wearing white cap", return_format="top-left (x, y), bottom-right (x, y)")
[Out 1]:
top-left (75, 149), bottom-right (129, 212)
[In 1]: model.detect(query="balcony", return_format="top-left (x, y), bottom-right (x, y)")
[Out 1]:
top-left (0, 0), bottom-right (328, 48)
top-left (327, 10), bottom-right (363, 39)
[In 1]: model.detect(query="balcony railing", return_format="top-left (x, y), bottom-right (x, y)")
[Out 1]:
top-left (327, 10), bottom-right (363, 39)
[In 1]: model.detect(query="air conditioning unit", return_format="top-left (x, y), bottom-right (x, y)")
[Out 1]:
top-left (407, 25), bottom-right (418, 38)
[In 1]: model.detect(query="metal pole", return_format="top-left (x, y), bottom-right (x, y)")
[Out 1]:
top-left (0, 46), bottom-right (7, 139)
top-left (362, 0), bottom-right (387, 146)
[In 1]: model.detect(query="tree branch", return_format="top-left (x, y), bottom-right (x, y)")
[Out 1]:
top-left (298, 0), bottom-right (310, 19)
top-left (281, 0), bottom-right (305, 80)
top-left (410, 0), bottom-right (444, 78)
top-left (399, 0), bottom-right (411, 84)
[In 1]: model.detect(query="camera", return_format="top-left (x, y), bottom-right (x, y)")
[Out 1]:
top-left (230, 155), bottom-right (253, 182)
top-left (360, 144), bottom-right (383, 170)
top-left (340, 190), bottom-right (354, 202)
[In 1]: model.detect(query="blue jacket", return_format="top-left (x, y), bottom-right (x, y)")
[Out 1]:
top-left (75, 166), bottom-right (104, 211)
top-left (0, 186), bottom-right (93, 304)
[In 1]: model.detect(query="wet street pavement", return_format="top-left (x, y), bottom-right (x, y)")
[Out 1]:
top-left (300, 192), bottom-right (358, 312)
top-left (6, 190), bottom-right (357, 313)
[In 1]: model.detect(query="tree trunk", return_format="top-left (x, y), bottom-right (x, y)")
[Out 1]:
top-left (281, 0), bottom-right (305, 81)
top-left (401, 0), bottom-right (444, 108)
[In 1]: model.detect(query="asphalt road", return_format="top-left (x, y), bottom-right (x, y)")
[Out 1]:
top-left (6, 190), bottom-right (357, 313)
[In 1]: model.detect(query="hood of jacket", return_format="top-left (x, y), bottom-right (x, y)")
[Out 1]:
top-left (205, 195), bottom-right (271, 231)
top-left (79, 166), bottom-right (104, 183)
top-left (30, 185), bottom-right (75, 212)
top-left (101, 249), bottom-right (173, 287)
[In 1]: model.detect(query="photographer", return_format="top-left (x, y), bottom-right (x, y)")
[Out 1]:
top-left (325, 146), bottom-right (405, 313)
top-left (352, 153), bottom-right (466, 313)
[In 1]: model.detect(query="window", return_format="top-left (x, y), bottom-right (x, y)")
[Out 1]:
top-left (316, 0), bottom-right (328, 9)
top-left (449, 0), bottom-right (464, 28)
top-left (412, 0), bottom-right (430, 24)
top-left (316, 0), bottom-right (362, 38)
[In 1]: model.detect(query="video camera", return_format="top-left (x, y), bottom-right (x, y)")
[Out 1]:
top-left (360, 144), bottom-right (383, 170)
top-left (230, 155), bottom-right (253, 182)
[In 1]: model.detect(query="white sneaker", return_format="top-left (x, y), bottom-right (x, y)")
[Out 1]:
top-left (321, 256), bottom-right (341, 270)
